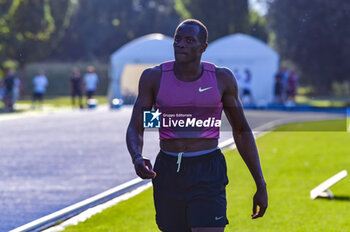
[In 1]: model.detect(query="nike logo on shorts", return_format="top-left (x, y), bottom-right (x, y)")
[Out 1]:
top-left (199, 87), bottom-right (213, 92)
top-left (215, 216), bottom-right (224, 220)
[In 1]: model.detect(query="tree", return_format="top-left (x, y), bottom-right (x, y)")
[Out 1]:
top-left (51, 0), bottom-right (180, 61)
top-left (175, 0), bottom-right (250, 41)
top-left (268, 0), bottom-right (350, 94)
top-left (0, 0), bottom-right (73, 93)
top-left (53, 0), bottom-right (268, 61)
top-left (0, 0), bottom-right (73, 67)
top-left (249, 10), bottom-right (268, 43)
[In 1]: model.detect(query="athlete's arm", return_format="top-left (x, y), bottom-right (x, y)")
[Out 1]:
top-left (217, 67), bottom-right (268, 219)
top-left (126, 67), bottom-right (160, 179)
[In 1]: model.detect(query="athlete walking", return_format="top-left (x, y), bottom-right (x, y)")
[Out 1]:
top-left (126, 19), bottom-right (267, 232)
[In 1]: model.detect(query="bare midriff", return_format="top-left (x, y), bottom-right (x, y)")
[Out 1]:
top-left (160, 138), bottom-right (218, 153)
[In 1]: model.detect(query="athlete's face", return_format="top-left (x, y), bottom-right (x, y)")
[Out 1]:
top-left (173, 24), bottom-right (207, 63)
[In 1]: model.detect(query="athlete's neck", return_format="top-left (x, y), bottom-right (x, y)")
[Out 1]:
top-left (174, 60), bottom-right (203, 82)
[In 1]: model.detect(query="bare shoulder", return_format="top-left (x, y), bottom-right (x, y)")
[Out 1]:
top-left (215, 66), bottom-right (238, 96)
top-left (216, 67), bottom-right (236, 83)
top-left (136, 65), bottom-right (162, 109)
top-left (139, 65), bottom-right (162, 84)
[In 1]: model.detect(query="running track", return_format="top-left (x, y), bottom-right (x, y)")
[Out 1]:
top-left (0, 106), bottom-right (343, 231)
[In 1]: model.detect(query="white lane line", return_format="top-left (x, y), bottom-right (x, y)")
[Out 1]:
top-left (43, 182), bottom-right (153, 232)
top-left (10, 178), bottom-right (146, 232)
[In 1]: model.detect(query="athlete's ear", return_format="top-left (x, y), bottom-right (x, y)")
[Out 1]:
top-left (200, 42), bottom-right (208, 53)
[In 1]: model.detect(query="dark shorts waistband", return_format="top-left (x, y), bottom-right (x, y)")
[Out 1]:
top-left (161, 147), bottom-right (219, 157)
top-left (159, 148), bottom-right (221, 163)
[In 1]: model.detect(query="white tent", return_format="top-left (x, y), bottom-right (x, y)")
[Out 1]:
top-left (108, 33), bottom-right (173, 102)
top-left (203, 33), bottom-right (279, 105)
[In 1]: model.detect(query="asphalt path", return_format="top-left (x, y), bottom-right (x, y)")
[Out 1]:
top-left (0, 106), bottom-right (344, 231)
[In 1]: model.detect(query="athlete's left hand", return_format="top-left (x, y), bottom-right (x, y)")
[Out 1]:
top-left (133, 156), bottom-right (157, 179)
top-left (251, 185), bottom-right (268, 219)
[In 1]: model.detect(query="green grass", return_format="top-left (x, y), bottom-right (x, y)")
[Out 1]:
top-left (63, 120), bottom-right (350, 232)
top-left (295, 95), bottom-right (349, 107)
top-left (297, 86), bottom-right (314, 96)
top-left (276, 119), bottom-right (348, 132)
top-left (295, 86), bottom-right (350, 107)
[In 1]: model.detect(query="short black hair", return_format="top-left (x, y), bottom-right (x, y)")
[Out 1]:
top-left (176, 19), bottom-right (208, 44)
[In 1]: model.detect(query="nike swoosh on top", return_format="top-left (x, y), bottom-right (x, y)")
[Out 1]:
top-left (199, 87), bottom-right (213, 92)
top-left (215, 216), bottom-right (224, 220)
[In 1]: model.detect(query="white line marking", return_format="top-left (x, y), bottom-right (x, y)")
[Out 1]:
top-left (10, 178), bottom-right (145, 232)
top-left (310, 170), bottom-right (348, 199)
top-left (43, 183), bottom-right (152, 232)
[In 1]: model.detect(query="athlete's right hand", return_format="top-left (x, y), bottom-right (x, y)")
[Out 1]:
top-left (133, 156), bottom-right (157, 179)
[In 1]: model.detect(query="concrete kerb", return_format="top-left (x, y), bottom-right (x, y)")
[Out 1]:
top-left (9, 178), bottom-right (150, 232)
top-left (43, 182), bottom-right (153, 232)
top-left (10, 117), bottom-right (312, 232)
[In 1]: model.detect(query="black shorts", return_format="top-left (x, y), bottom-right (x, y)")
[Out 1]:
top-left (71, 88), bottom-right (82, 97)
top-left (243, 89), bottom-right (251, 95)
top-left (33, 92), bottom-right (43, 101)
top-left (152, 149), bottom-right (229, 232)
top-left (86, 90), bottom-right (94, 98)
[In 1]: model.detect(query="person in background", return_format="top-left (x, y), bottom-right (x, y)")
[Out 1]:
top-left (32, 70), bottom-right (48, 109)
top-left (242, 68), bottom-right (254, 105)
top-left (83, 66), bottom-right (99, 102)
top-left (0, 80), bottom-right (3, 106)
top-left (2, 70), bottom-right (16, 111)
top-left (286, 70), bottom-right (298, 104)
top-left (12, 71), bottom-right (21, 107)
top-left (281, 67), bottom-right (289, 103)
top-left (70, 67), bottom-right (83, 109)
top-left (274, 69), bottom-right (284, 104)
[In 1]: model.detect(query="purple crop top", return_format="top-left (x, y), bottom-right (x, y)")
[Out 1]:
top-left (155, 61), bottom-right (223, 140)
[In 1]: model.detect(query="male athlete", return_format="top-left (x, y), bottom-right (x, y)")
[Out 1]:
top-left (126, 19), bottom-right (267, 232)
